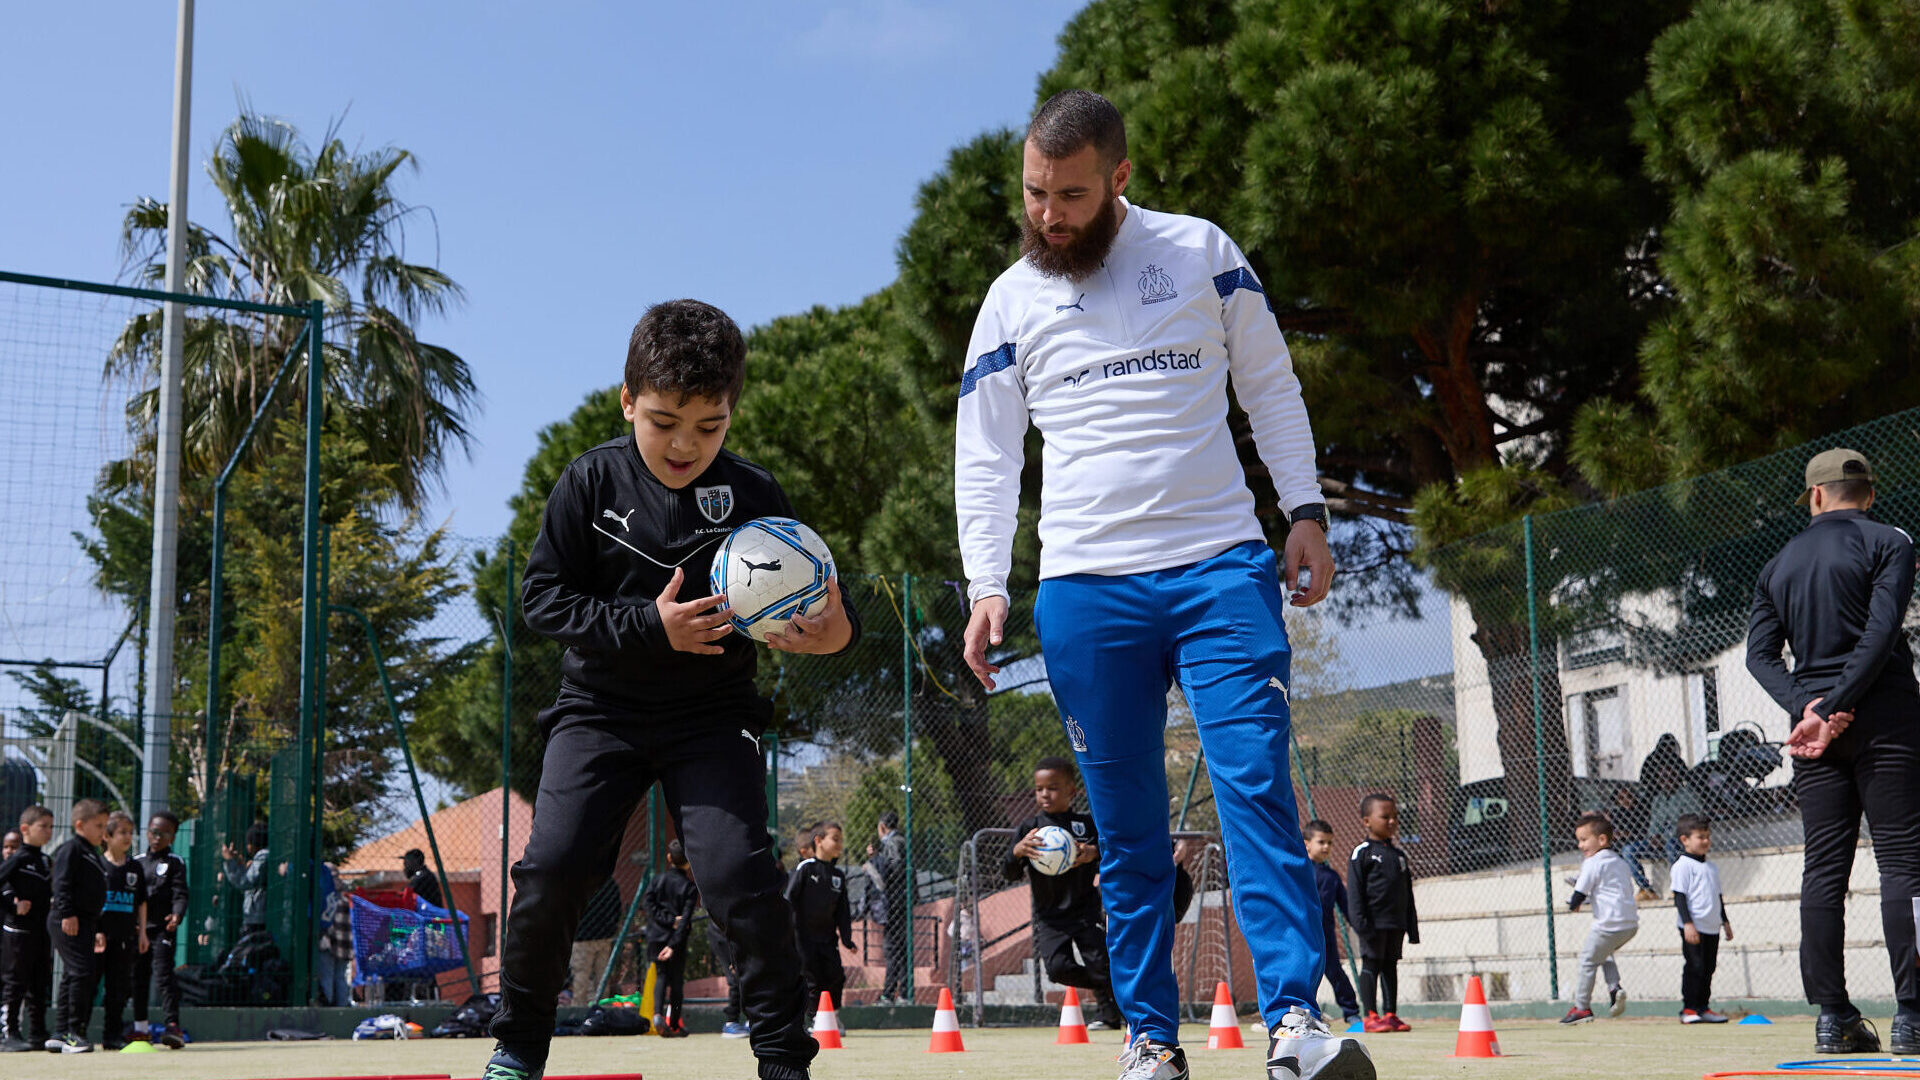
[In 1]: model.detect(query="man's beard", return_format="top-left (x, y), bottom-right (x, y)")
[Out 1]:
top-left (1021, 191), bottom-right (1121, 281)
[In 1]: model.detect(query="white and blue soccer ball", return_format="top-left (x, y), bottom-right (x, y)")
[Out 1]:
top-left (709, 516), bottom-right (836, 644)
top-left (1027, 825), bottom-right (1076, 877)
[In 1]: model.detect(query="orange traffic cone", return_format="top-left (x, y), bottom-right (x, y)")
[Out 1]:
top-left (1206, 982), bottom-right (1244, 1049)
top-left (1451, 975), bottom-right (1502, 1057)
top-left (1055, 987), bottom-right (1090, 1044)
top-left (812, 991), bottom-right (843, 1049)
top-left (928, 987), bottom-right (966, 1053)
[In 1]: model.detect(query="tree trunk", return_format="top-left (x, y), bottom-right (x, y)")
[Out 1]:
top-left (1472, 616), bottom-right (1574, 861)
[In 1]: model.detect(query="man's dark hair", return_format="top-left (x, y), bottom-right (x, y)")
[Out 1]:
top-left (1359, 792), bottom-right (1397, 817)
top-left (1027, 89), bottom-right (1128, 171)
top-left (72, 797), bottom-right (108, 821)
top-left (667, 838), bottom-right (688, 868)
top-left (1820, 479), bottom-right (1874, 505)
top-left (1035, 755), bottom-right (1078, 781)
top-left (878, 810), bottom-right (899, 831)
top-left (1676, 813), bottom-right (1712, 838)
top-left (624, 299), bottom-right (747, 406)
top-left (19, 804), bottom-right (52, 829)
top-left (245, 820), bottom-right (270, 853)
top-left (1302, 819), bottom-right (1335, 839)
top-left (1574, 811), bottom-right (1615, 842)
top-left (149, 810), bottom-right (180, 830)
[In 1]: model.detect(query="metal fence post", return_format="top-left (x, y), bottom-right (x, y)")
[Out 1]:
top-left (290, 300), bottom-right (325, 1004)
top-left (1525, 514), bottom-right (1558, 999)
top-left (901, 573), bottom-right (915, 1002)
top-left (500, 538), bottom-right (515, 973)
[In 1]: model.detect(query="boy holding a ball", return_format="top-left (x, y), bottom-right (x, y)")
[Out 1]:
top-left (1003, 757), bottom-right (1121, 1029)
top-left (484, 300), bottom-right (862, 1080)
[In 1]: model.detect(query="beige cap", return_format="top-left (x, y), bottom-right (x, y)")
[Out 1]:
top-left (1797, 447), bottom-right (1876, 505)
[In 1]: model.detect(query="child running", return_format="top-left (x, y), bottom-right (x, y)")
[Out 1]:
top-left (1561, 812), bottom-right (1639, 1024)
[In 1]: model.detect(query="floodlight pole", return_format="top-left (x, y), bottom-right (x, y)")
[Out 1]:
top-left (141, 0), bottom-right (194, 825)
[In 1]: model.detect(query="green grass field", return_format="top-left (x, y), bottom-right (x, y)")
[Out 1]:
top-left (0, 1016), bottom-right (1862, 1080)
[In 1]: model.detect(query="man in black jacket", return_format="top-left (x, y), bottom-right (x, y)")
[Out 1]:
top-left (134, 811), bottom-right (189, 1048)
top-left (865, 811), bottom-right (910, 1004)
top-left (786, 823), bottom-right (854, 1024)
top-left (1002, 757), bottom-right (1120, 1030)
top-left (1748, 448), bottom-right (1920, 1055)
top-left (0, 805), bottom-right (54, 1052)
top-left (643, 840), bottom-right (699, 1037)
top-left (485, 300), bottom-right (859, 1080)
top-left (47, 799), bottom-right (110, 1053)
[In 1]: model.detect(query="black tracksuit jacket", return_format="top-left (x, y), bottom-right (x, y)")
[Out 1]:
top-left (137, 850), bottom-right (189, 934)
top-left (1001, 811), bottom-right (1102, 928)
top-left (643, 867), bottom-right (699, 951)
top-left (785, 859), bottom-right (853, 948)
top-left (49, 834), bottom-right (108, 926)
top-left (1347, 839), bottom-right (1419, 943)
top-left (521, 437), bottom-right (862, 716)
top-left (0, 846), bottom-right (51, 933)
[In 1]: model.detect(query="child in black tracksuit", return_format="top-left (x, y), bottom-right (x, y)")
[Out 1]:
top-left (786, 822), bottom-right (854, 1022)
top-left (1304, 820), bottom-right (1361, 1025)
top-left (1002, 756), bottom-right (1121, 1030)
top-left (484, 300), bottom-right (860, 1080)
top-left (49, 799), bottom-right (111, 1052)
top-left (1348, 793), bottom-right (1418, 1033)
top-left (642, 840), bottom-right (699, 1036)
top-left (0, 805), bottom-right (55, 1051)
top-left (97, 812), bottom-right (149, 1050)
top-left (135, 811), bottom-right (189, 1047)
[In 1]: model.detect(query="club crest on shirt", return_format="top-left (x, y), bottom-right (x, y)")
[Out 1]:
top-left (829, 875), bottom-right (843, 892)
top-left (1070, 820), bottom-right (1087, 838)
top-left (695, 485), bottom-right (733, 524)
top-left (126, 871), bottom-right (139, 887)
top-left (156, 862), bottom-right (169, 876)
top-left (1138, 264), bottom-right (1177, 305)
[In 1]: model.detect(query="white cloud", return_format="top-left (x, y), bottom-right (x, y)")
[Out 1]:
top-left (794, 0), bottom-right (964, 65)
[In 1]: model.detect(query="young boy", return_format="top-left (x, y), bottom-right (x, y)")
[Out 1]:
top-left (642, 840), bottom-right (698, 1037)
top-left (484, 300), bottom-right (860, 1080)
top-left (1561, 812), bottom-right (1638, 1024)
top-left (786, 822), bottom-right (854, 1023)
top-left (1303, 821), bottom-right (1361, 1028)
top-left (1002, 756), bottom-right (1120, 1030)
top-left (1670, 814), bottom-right (1732, 1024)
top-left (97, 812), bottom-right (149, 1050)
top-left (1348, 793), bottom-right (1418, 1033)
top-left (1, 832), bottom-right (17, 862)
top-left (48, 798), bottom-right (110, 1052)
top-left (134, 811), bottom-right (189, 1048)
top-left (0, 806), bottom-right (55, 1052)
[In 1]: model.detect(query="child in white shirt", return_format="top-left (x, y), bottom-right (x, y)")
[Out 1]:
top-left (1670, 813), bottom-right (1732, 1024)
top-left (1562, 812), bottom-right (1640, 1024)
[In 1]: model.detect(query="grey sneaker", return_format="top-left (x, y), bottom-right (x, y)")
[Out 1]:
top-left (481, 1042), bottom-right (545, 1080)
top-left (1116, 1034), bottom-right (1188, 1080)
top-left (1268, 1007), bottom-right (1375, 1080)
top-left (1608, 987), bottom-right (1628, 1018)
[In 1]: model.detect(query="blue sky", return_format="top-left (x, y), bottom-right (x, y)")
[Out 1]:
top-left (1, 0), bottom-right (1083, 543)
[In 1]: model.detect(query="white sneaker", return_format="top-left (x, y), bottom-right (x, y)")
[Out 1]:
top-left (1609, 987), bottom-right (1628, 1018)
top-left (1115, 1034), bottom-right (1188, 1080)
top-left (1268, 1007), bottom-right (1376, 1080)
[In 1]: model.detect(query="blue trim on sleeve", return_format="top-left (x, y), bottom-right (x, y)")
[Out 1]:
top-left (1213, 267), bottom-right (1274, 312)
top-left (959, 342), bottom-right (1017, 398)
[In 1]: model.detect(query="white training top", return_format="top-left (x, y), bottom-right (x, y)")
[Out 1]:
top-left (953, 198), bottom-right (1323, 603)
top-left (1670, 855), bottom-right (1724, 935)
top-left (1574, 848), bottom-right (1641, 934)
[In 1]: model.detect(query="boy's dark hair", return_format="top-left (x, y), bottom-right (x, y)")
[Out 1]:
top-left (1034, 755), bottom-right (1077, 781)
top-left (72, 797), bottom-right (108, 821)
top-left (1028, 89), bottom-right (1128, 171)
top-left (795, 824), bottom-right (817, 852)
top-left (149, 809), bottom-right (180, 830)
top-left (246, 820), bottom-right (270, 853)
top-left (19, 804), bottom-right (52, 829)
top-left (1359, 792), bottom-right (1396, 817)
top-left (625, 299), bottom-right (747, 407)
top-left (1676, 813), bottom-right (1711, 838)
top-left (878, 810), bottom-right (899, 831)
top-left (1302, 819), bottom-right (1335, 839)
top-left (107, 810), bottom-right (135, 834)
top-left (666, 838), bottom-right (688, 868)
top-left (811, 821), bottom-right (842, 844)
top-left (1574, 812), bottom-right (1615, 842)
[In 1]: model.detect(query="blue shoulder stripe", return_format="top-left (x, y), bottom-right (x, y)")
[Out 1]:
top-left (1213, 267), bottom-right (1273, 312)
top-left (959, 342), bottom-right (1017, 399)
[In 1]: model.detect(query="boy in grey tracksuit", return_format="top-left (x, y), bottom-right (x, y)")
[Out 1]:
top-left (1563, 812), bottom-right (1640, 1023)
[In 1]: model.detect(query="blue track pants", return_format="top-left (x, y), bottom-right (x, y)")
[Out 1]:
top-left (1035, 541), bottom-right (1323, 1044)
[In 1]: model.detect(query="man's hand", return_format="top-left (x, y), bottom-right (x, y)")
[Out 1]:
top-left (61, 916), bottom-right (78, 937)
top-left (1283, 520), bottom-right (1335, 607)
top-left (164, 913), bottom-right (180, 932)
top-left (766, 577), bottom-right (853, 654)
top-left (963, 596), bottom-right (1008, 690)
top-left (657, 567), bottom-right (733, 655)
top-left (1786, 698), bottom-right (1854, 759)
top-left (657, 945), bottom-right (673, 962)
top-left (1010, 828), bottom-right (1042, 860)
top-left (1683, 923), bottom-right (1701, 946)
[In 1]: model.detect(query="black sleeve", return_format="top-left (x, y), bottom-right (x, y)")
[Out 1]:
top-left (670, 883), bottom-right (698, 951)
top-left (784, 864), bottom-right (804, 904)
top-left (521, 467), bottom-right (673, 657)
top-left (642, 877), bottom-right (667, 930)
top-left (1818, 530), bottom-right (1917, 717)
top-left (1405, 862), bottom-right (1419, 944)
top-left (836, 874), bottom-right (854, 948)
top-left (50, 843), bottom-right (74, 919)
top-left (0, 852), bottom-right (16, 899)
top-left (1745, 558), bottom-right (1810, 717)
top-left (771, 480), bottom-right (862, 655)
top-left (1719, 895), bottom-right (1729, 926)
top-left (1347, 849), bottom-right (1372, 934)
top-left (1567, 890), bottom-right (1587, 912)
top-left (1673, 889), bottom-right (1692, 924)
top-left (172, 858), bottom-right (190, 919)
top-left (1001, 817), bottom-right (1034, 883)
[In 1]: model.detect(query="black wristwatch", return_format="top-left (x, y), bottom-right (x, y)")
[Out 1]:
top-left (1288, 502), bottom-right (1328, 532)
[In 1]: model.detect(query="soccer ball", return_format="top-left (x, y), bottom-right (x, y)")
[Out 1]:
top-left (1027, 825), bottom-right (1076, 877)
top-left (709, 517), bottom-right (836, 643)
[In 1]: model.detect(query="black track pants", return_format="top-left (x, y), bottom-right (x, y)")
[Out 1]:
top-left (489, 696), bottom-right (814, 1077)
top-left (133, 929), bottom-right (180, 1026)
top-left (100, 935), bottom-right (139, 1039)
top-left (1, 927), bottom-right (52, 1041)
top-left (49, 917), bottom-right (98, 1039)
top-left (798, 935), bottom-right (845, 1015)
top-left (1795, 703), bottom-right (1920, 1012)
top-left (1034, 917), bottom-right (1119, 1023)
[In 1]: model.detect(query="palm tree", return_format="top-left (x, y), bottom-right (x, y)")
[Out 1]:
top-left (109, 109), bottom-right (477, 508)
